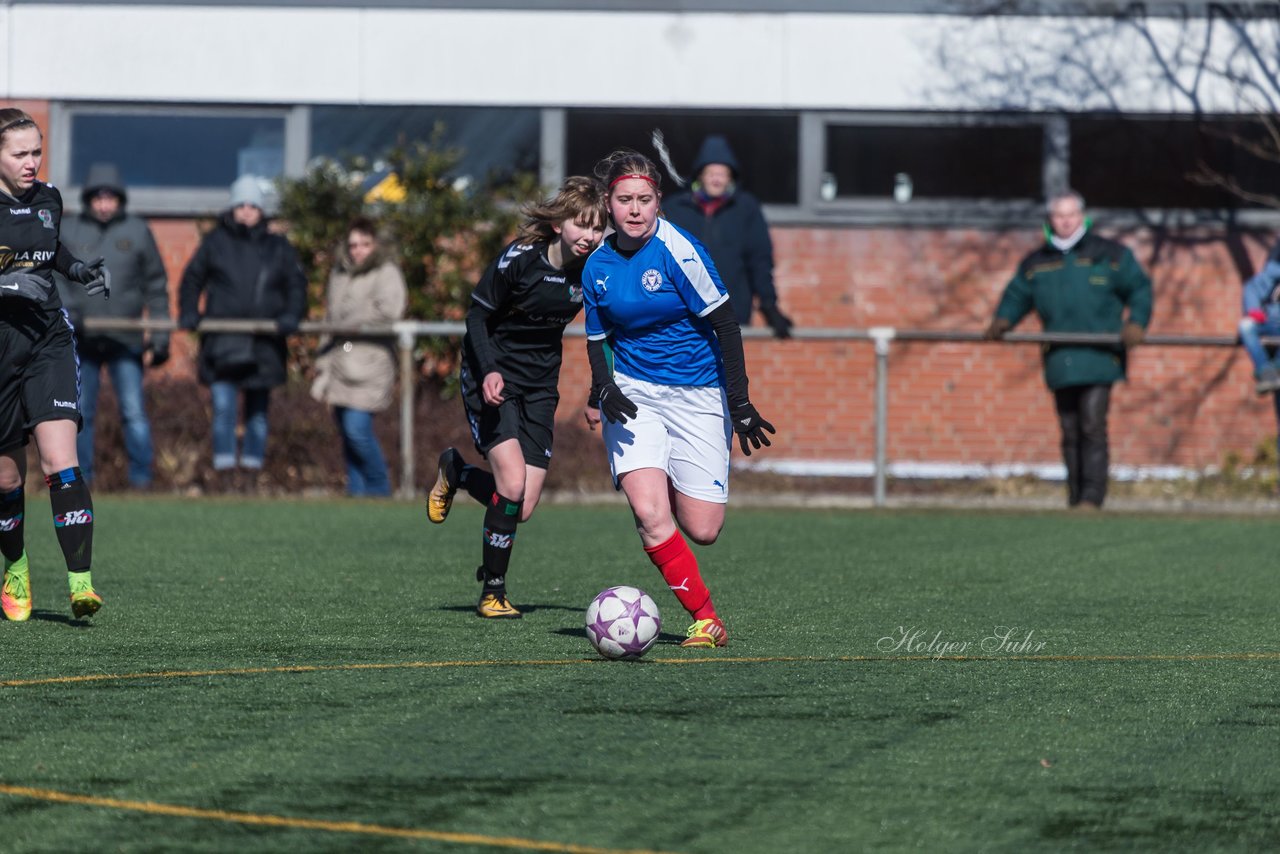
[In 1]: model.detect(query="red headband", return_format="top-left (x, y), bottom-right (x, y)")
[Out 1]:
top-left (609, 173), bottom-right (658, 189)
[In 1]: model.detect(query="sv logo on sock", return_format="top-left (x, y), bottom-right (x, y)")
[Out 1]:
top-left (54, 509), bottom-right (93, 527)
top-left (484, 531), bottom-right (513, 549)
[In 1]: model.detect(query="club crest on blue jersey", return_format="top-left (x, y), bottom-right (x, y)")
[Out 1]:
top-left (641, 269), bottom-right (663, 292)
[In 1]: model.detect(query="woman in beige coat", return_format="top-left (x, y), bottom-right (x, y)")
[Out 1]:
top-left (312, 219), bottom-right (407, 496)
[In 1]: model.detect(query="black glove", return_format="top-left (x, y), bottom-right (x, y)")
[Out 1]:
top-left (148, 341), bottom-right (170, 368)
top-left (0, 270), bottom-right (53, 302)
top-left (731, 402), bottom-right (775, 456)
top-left (983, 317), bottom-right (1012, 340)
top-left (276, 316), bottom-right (300, 335)
top-left (760, 304), bottom-right (794, 339)
top-left (597, 382), bottom-right (639, 425)
top-left (178, 314), bottom-right (201, 332)
top-left (68, 257), bottom-right (111, 299)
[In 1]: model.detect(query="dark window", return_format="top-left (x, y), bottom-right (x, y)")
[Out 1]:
top-left (824, 123), bottom-right (1043, 200)
top-left (565, 110), bottom-right (799, 205)
top-left (310, 106), bottom-right (540, 186)
top-left (1070, 116), bottom-right (1280, 209)
top-left (70, 113), bottom-right (285, 189)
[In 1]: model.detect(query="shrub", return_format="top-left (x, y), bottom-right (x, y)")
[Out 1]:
top-left (276, 132), bottom-right (537, 379)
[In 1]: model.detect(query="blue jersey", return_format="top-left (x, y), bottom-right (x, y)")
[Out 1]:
top-left (583, 218), bottom-right (730, 387)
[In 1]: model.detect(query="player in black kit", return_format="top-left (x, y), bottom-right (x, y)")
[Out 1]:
top-left (0, 108), bottom-right (111, 621)
top-left (427, 176), bottom-right (607, 617)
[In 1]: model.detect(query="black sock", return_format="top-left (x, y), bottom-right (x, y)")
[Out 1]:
top-left (478, 492), bottom-right (521, 596)
top-left (460, 466), bottom-right (496, 506)
top-left (0, 487), bottom-right (24, 563)
top-left (46, 468), bottom-right (93, 572)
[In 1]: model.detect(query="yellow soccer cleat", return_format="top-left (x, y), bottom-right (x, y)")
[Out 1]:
top-left (680, 617), bottom-right (728, 648)
top-left (2, 552), bottom-right (32, 622)
top-left (68, 572), bottom-right (103, 619)
top-left (426, 448), bottom-right (463, 524)
top-left (476, 592), bottom-right (522, 619)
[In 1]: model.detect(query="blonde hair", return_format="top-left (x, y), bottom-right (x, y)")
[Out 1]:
top-left (514, 176), bottom-right (608, 245)
top-left (0, 108), bottom-right (39, 147)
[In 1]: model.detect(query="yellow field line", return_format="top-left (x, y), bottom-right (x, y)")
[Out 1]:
top-left (0, 784), bottom-right (676, 854)
top-left (2, 651), bottom-right (1278, 689)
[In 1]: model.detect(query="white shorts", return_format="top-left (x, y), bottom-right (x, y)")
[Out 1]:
top-left (602, 372), bottom-right (732, 504)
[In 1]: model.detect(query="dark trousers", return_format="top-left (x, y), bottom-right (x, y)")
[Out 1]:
top-left (1053, 384), bottom-right (1112, 507)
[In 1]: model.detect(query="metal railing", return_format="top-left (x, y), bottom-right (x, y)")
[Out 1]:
top-left (80, 318), bottom-right (1257, 503)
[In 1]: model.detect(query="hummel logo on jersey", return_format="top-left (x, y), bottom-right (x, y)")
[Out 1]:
top-left (668, 578), bottom-right (690, 592)
top-left (9, 208), bottom-right (31, 215)
top-left (54, 399), bottom-right (78, 409)
top-left (55, 509), bottom-right (93, 527)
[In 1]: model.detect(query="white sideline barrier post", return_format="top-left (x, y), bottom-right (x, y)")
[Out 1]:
top-left (397, 323), bottom-right (418, 500)
top-left (869, 327), bottom-right (896, 508)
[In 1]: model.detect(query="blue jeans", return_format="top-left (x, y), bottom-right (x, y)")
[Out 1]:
top-left (210, 382), bottom-right (270, 470)
top-left (79, 347), bottom-right (153, 487)
top-left (1238, 316), bottom-right (1280, 373)
top-left (334, 406), bottom-right (391, 497)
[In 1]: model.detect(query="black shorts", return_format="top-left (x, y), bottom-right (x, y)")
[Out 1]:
top-left (0, 310), bottom-right (82, 453)
top-left (459, 362), bottom-right (559, 470)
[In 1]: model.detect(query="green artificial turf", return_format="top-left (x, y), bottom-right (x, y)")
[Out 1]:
top-left (0, 498), bottom-right (1277, 852)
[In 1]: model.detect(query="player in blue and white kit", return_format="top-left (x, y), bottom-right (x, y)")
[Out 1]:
top-left (582, 150), bottom-right (775, 649)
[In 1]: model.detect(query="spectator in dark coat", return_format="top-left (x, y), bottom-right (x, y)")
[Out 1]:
top-left (984, 190), bottom-right (1152, 510)
top-left (178, 175), bottom-right (306, 484)
top-left (664, 135), bottom-right (793, 337)
top-left (57, 163), bottom-right (171, 489)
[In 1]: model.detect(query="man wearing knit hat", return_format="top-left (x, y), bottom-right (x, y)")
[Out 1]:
top-left (665, 135), bottom-right (794, 338)
top-left (57, 162), bottom-right (171, 490)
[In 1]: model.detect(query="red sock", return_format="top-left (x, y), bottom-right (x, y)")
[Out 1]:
top-left (644, 530), bottom-right (717, 621)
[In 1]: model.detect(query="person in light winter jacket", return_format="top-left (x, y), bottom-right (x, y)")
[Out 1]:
top-left (1238, 241), bottom-right (1280, 395)
top-left (311, 219), bottom-right (407, 497)
top-left (178, 175), bottom-right (306, 485)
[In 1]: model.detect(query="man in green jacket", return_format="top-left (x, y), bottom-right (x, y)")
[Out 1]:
top-left (984, 190), bottom-right (1153, 509)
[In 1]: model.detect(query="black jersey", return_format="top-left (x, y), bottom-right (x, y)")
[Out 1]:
top-left (463, 240), bottom-right (586, 390)
top-left (0, 180), bottom-right (76, 317)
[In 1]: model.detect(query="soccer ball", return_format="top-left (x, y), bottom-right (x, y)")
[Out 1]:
top-left (585, 586), bottom-right (661, 660)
